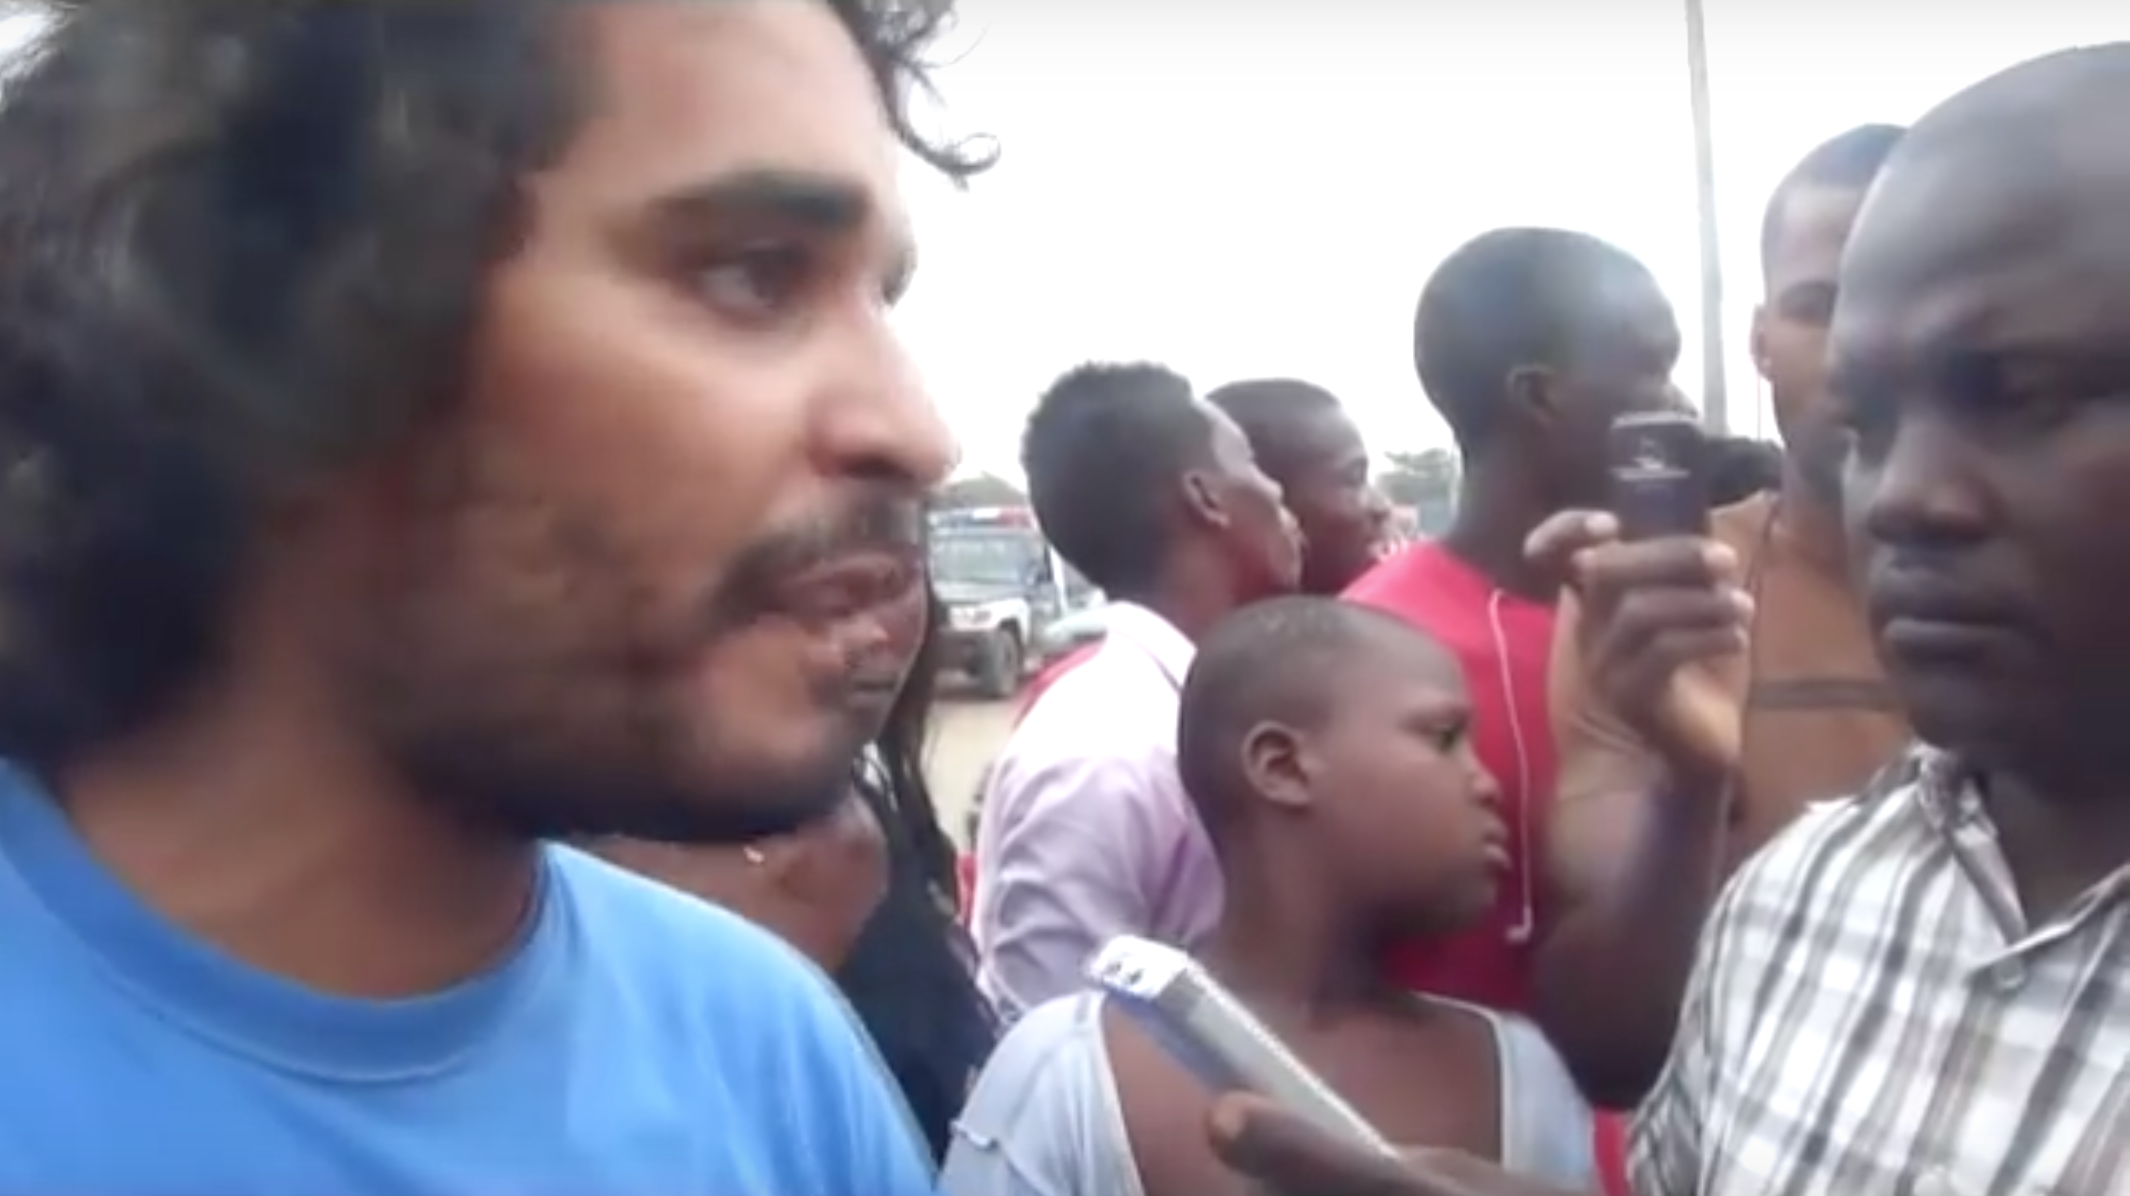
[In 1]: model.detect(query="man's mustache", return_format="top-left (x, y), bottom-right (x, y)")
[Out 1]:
top-left (711, 489), bottom-right (928, 624)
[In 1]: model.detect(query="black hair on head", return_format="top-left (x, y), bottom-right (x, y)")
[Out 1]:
top-left (1757, 123), bottom-right (1905, 269)
top-left (0, 0), bottom-right (991, 769)
top-left (1204, 377), bottom-right (1342, 475)
top-left (1019, 360), bottom-right (1209, 597)
top-left (1412, 227), bottom-right (1654, 457)
top-left (1176, 596), bottom-right (1449, 836)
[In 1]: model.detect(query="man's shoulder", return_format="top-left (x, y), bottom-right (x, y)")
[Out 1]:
top-left (1344, 541), bottom-right (1459, 615)
top-left (996, 647), bottom-right (1175, 777)
top-left (1712, 746), bottom-right (1933, 927)
top-left (550, 847), bottom-right (931, 1190)
top-left (552, 847), bottom-right (928, 1138)
top-left (947, 992), bottom-right (1119, 1192)
top-left (1710, 492), bottom-right (1779, 556)
top-left (1019, 640), bottom-right (1138, 713)
top-left (1036, 629), bottom-right (1178, 706)
top-left (967, 991), bottom-right (1106, 1117)
top-left (550, 845), bottom-right (843, 1013)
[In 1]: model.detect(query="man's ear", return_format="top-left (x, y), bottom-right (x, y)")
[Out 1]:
top-left (1749, 304), bottom-right (1773, 380)
top-left (1505, 364), bottom-right (1557, 429)
top-left (1182, 468), bottom-right (1229, 531)
top-left (1240, 720), bottom-right (1312, 811)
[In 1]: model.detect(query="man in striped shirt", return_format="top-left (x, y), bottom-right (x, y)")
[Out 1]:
top-left (1196, 42), bottom-right (2130, 1196)
top-left (1628, 43), bottom-right (2130, 1196)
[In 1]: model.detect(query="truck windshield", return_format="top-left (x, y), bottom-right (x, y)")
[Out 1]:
top-left (929, 531), bottom-right (1043, 588)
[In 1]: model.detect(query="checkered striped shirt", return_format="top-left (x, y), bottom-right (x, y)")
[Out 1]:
top-left (1631, 746), bottom-right (2130, 1196)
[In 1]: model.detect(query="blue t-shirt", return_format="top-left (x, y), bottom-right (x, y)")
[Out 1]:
top-left (0, 764), bottom-right (936, 1196)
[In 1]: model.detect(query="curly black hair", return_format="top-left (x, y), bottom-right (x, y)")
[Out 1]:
top-left (0, 0), bottom-right (992, 769)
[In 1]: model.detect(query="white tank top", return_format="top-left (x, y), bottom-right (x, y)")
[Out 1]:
top-left (940, 991), bottom-right (1598, 1196)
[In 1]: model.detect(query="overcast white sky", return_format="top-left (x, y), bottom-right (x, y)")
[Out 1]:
top-left (2, 5), bottom-right (2123, 477)
top-left (895, 3), bottom-right (2130, 476)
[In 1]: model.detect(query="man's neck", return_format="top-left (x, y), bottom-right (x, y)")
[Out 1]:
top-left (1439, 466), bottom-right (1552, 602)
top-left (1118, 560), bottom-right (1249, 645)
top-left (1775, 467), bottom-right (1847, 575)
top-left (1978, 759), bottom-right (2130, 919)
top-left (58, 682), bottom-right (537, 999)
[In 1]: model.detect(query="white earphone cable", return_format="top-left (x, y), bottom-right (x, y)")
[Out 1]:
top-left (1485, 588), bottom-right (1538, 944)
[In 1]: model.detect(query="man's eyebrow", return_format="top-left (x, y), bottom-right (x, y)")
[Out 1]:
top-left (649, 168), bottom-right (871, 232)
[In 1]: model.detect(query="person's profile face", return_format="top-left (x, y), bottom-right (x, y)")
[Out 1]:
top-left (1274, 409), bottom-right (1392, 595)
top-left (345, 1), bottom-right (952, 845)
top-left (1758, 184), bottom-right (1869, 506)
top-left (1203, 405), bottom-right (1304, 597)
top-left (1834, 130), bottom-right (2130, 767)
top-left (1550, 276), bottom-right (1683, 508)
top-left (1307, 643), bottom-right (1503, 934)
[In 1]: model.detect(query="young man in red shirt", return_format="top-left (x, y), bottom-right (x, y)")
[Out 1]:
top-left (1344, 227), bottom-right (1683, 1192)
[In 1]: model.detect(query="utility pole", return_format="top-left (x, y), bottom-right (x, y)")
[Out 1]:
top-left (1683, 0), bottom-right (1728, 433)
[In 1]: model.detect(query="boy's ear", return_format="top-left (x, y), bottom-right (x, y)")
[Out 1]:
top-left (1240, 721), bottom-right (1313, 811)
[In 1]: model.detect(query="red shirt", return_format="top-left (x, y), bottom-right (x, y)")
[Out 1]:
top-left (1345, 542), bottom-right (1556, 1011)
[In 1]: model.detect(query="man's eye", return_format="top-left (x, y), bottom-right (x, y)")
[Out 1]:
top-left (693, 243), bottom-right (811, 321)
top-left (1419, 721), bottom-right (1466, 752)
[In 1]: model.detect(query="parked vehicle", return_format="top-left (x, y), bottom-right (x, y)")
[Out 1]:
top-left (928, 506), bottom-right (1097, 698)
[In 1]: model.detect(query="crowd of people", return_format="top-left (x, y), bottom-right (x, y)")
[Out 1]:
top-left (0, 1), bottom-right (2123, 1195)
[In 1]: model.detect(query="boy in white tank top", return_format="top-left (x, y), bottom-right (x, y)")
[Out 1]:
top-left (943, 597), bottom-right (1595, 1196)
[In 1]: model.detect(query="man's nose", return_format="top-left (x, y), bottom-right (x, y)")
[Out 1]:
top-left (1468, 756), bottom-right (1503, 809)
top-left (814, 331), bottom-right (958, 489)
top-left (1857, 413), bottom-right (1990, 553)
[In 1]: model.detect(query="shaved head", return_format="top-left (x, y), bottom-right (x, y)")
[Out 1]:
top-left (1834, 42), bottom-right (2130, 773)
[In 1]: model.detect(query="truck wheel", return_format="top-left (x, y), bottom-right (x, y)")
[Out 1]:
top-left (974, 627), bottom-right (1023, 699)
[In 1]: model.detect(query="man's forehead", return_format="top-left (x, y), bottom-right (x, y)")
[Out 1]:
top-left (1767, 185), bottom-right (1866, 288)
top-left (550, 1), bottom-right (908, 233)
top-left (1836, 144), bottom-right (2130, 356)
top-left (1568, 279), bottom-right (1676, 363)
top-left (1583, 264), bottom-right (1665, 314)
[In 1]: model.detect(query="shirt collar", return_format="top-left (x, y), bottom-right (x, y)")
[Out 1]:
top-left (1101, 601), bottom-right (1195, 690)
top-left (1906, 743), bottom-right (2130, 916)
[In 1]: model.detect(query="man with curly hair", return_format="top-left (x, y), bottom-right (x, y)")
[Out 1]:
top-left (0, 0), bottom-right (988, 1190)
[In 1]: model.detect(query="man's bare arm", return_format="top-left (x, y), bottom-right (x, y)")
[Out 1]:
top-left (1528, 589), bottom-right (1733, 1108)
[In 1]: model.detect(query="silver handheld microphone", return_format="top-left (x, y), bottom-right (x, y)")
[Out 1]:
top-left (1085, 934), bottom-right (1400, 1158)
